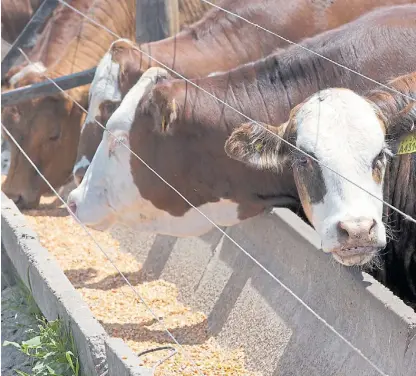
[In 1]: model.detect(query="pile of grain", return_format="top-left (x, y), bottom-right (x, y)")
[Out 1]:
top-left (23, 197), bottom-right (259, 376)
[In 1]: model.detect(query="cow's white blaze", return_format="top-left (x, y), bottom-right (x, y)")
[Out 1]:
top-left (68, 67), bottom-right (242, 236)
top-left (9, 62), bottom-right (46, 86)
top-left (80, 45), bottom-right (123, 134)
top-left (294, 88), bottom-right (387, 265)
top-left (1, 138), bottom-right (11, 176)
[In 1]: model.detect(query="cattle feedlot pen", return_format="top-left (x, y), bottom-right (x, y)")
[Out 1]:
top-left (9, 52), bottom-right (391, 376)
top-left (6, 1), bottom-right (416, 374)
top-left (55, 0), bottom-right (416, 226)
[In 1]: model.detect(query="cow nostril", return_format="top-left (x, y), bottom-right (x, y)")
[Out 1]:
top-left (337, 221), bottom-right (351, 239)
top-left (369, 219), bottom-right (377, 234)
top-left (67, 200), bottom-right (77, 215)
top-left (13, 195), bottom-right (24, 208)
top-left (337, 217), bottom-right (378, 241)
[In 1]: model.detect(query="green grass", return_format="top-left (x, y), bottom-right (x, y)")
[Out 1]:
top-left (2, 279), bottom-right (81, 376)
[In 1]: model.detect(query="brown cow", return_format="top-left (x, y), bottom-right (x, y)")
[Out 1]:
top-left (74, 0), bottom-right (415, 184)
top-left (1, 0), bottom-right (137, 209)
top-left (67, 5), bottom-right (416, 238)
top-left (1, 0), bottom-right (43, 44)
top-left (225, 72), bottom-right (416, 307)
top-left (1, 0), bottom-right (210, 209)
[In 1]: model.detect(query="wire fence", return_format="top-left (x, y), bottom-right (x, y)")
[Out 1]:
top-left (56, 0), bottom-right (416, 225)
top-left (3, 0), bottom-right (416, 375)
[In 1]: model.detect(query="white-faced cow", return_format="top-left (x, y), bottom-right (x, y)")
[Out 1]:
top-left (226, 72), bottom-right (416, 307)
top-left (1, 0), bottom-right (137, 209)
top-left (73, 0), bottom-right (415, 185)
top-left (1, 0), bottom-right (210, 209)
top-left (68, 5), bottom-right (416, 239)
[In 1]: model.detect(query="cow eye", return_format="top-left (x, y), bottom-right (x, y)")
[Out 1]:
top-left (49, 134), bottom-right (60, 141)
top-left (372, 150), bottom-right (385, 169)
top-left (297, 155), bottom-right (309, 167)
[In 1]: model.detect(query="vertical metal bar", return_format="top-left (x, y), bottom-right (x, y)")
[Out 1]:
top-left (135, 0), bottom-right (169, 43)
top-left (165, 0), bottom-right (180, 37)
top-left (1, 0), bottom-right (61, 81)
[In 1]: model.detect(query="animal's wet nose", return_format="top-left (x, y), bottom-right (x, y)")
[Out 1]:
top-left (4, 191), bottom-right (23, 207)
top-left (13, 194), bottom-right (24, 208)
top-left (337, 217), bottom-right (377, 242)
top-left (73, 166), bottom-right (87, 186)
top-left (67, 199), bottom-right (77, 216)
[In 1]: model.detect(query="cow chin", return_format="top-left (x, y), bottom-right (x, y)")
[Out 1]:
top-left (82, 215), bottom-right (115, 232)
top-left (70, 203), bottom-right (116, 232)
top-left (2, 184), bottom-right (42, 211)
top-left (331, 247), bottom-right (378, 266)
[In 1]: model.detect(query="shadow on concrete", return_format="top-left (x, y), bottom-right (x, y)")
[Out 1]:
top-left (139, 235), bottom-right (178, 281)
top-left (23, 206), bottom-right (69, 217)
top-left (102, 319), bottom-right (209, 345)
top-left (64, 268), bottom-right (153, 291)
top-left (64, 267), bottom-right (98, 287)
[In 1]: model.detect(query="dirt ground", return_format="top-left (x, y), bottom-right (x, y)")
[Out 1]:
top-left (1, 282), bottom-right (36, 375)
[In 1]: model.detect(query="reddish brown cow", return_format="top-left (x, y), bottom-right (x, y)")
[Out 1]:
top-left (68, 5), bottom-right (416, 238)
top-left (74, 0), bottom-right (414, 184)
top-left (1, 0), bottom-right (213, 209)
top-left (1, 0), bottom-right (137, 209)
top-left (1, 0), bottom-right (43, 44)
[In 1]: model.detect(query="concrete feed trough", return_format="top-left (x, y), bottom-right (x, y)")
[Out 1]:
top-left (109, 208), bottom-right (416, 376)
top-left (2, 190), bottom-right (416, 375)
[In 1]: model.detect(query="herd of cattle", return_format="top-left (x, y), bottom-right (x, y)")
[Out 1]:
top-left (1, 0), bottom-right (415, 310)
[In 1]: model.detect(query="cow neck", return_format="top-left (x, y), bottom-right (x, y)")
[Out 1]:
top-left (185, 48), bottom-right (334, 129)
top-left (378, 150), bottom-right (416, 308)
top-left (136, 0), bottom-right (319, 79)
top-left (367, 79), bottom-right (416, 307)
top-left (49, 0), bottom-right (135, 81)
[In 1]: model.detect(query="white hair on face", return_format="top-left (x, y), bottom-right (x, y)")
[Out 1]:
top-left (294, 88), bottom-right (387, 257)
top-left (81, 50), bottom-right (122, 133)
top-left (9, 62), bottom-right (47, 86)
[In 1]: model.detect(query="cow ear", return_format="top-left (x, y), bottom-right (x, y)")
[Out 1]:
top-left (225, 121), bottom-right (288, 170)
top-left (387, 102), bottom-right (416, 155)
top-left (149, 82), bottom-right (180, 134)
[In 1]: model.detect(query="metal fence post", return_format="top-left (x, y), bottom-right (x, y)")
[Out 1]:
top-left (135, 0), bottom-right (179, 43)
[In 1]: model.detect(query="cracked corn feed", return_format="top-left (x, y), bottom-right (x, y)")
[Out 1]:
top-left (23, 198), bottom-right (260, 376)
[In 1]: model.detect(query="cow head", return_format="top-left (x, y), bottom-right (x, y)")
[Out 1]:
top-left (74, 39), bottom-right (160, 186)
top-left (1, 68), bottom-right (85, 209)
top-left (226, 88), bottom-right (404, 266)
top-left (67, 67), bottom-right (170, 230)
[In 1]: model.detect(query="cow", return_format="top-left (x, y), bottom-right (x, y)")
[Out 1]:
top-left (1, 0), bottom-right (137, 209)
top-left (67, 5), bottom-right (416, 239)
top-left (1, 0), bottom-right (211, 209)
top-left (73, 0), bottom-right (415, 185)
top-left (225, 72), bottom-right (416, 307)
top-left (1, 0), bottom-right (43, 45)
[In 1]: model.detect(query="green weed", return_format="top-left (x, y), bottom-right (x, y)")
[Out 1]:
top-left (2, 279), bottom-right (80, 376)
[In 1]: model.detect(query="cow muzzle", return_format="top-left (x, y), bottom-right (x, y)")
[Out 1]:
top-left (329, 216), bottom-right (386, 266)
top-left (66, 187), bottom-right (116, 231)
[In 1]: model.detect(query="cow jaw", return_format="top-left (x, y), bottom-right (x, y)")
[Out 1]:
top-left (292, 88), bottom-right (388, 265)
